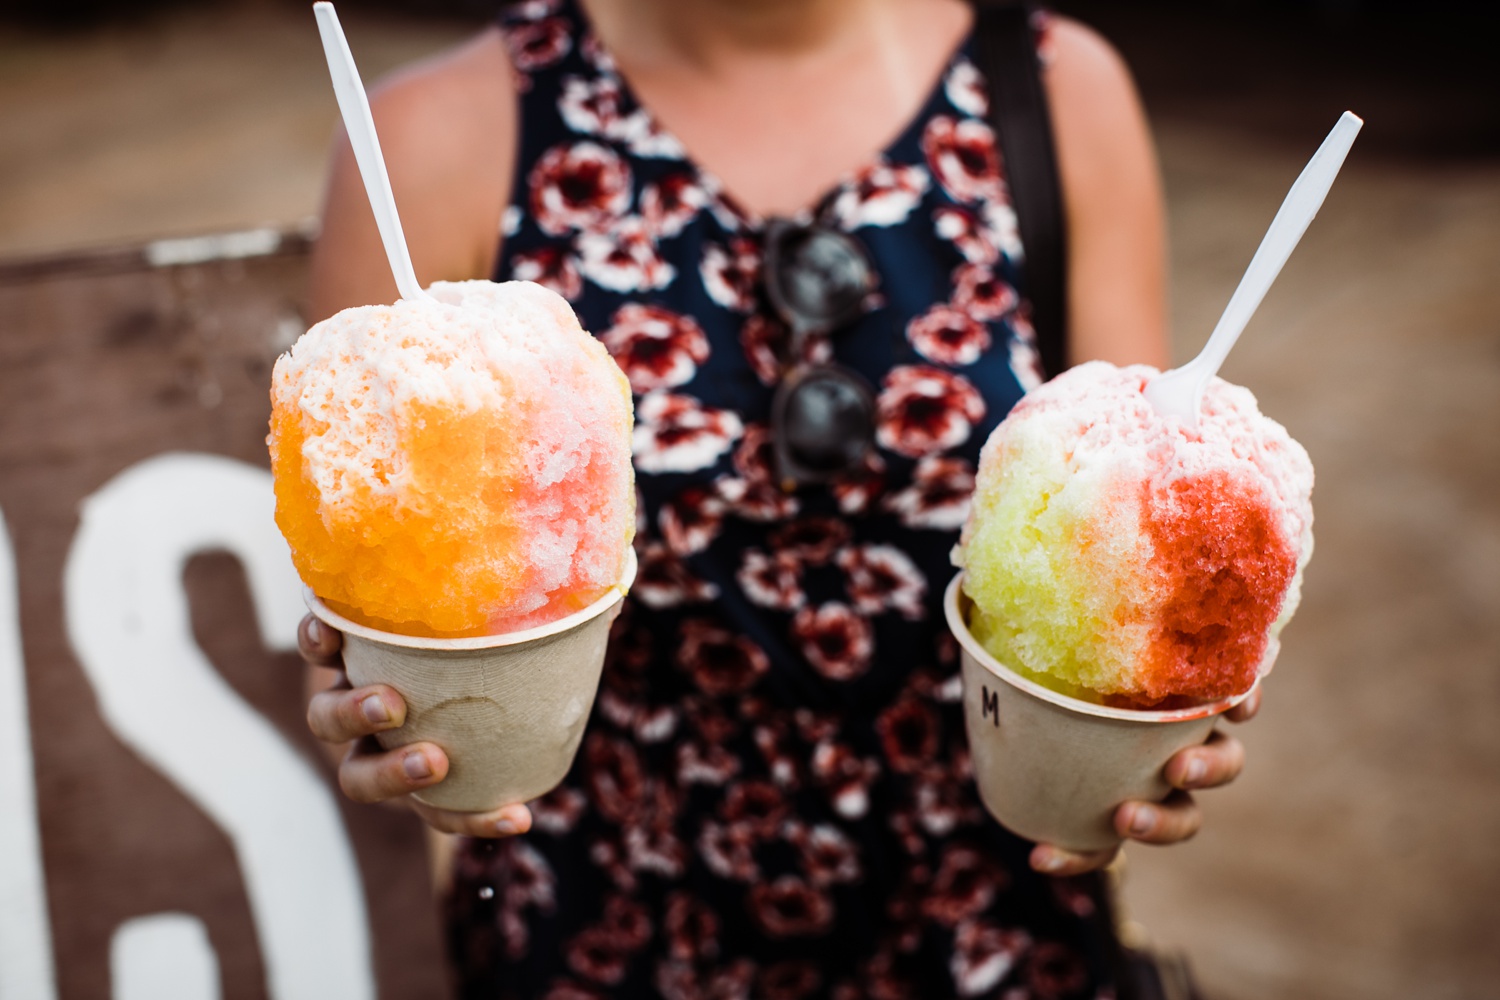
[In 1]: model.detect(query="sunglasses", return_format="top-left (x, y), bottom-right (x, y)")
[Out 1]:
top-left (763, 219), bottom-right (879, 490)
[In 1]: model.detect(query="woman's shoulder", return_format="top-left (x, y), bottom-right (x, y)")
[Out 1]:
top-left (1041, 14), bottom-right (1146, 144)
top-left (368, 27), bottom-right (516, 142)
top-left (309, 28), bottom-right (520, 318)
top-left (1037, 14), bottom-right (1170, 368)
top-left (365, 26), bottom-right (518, 235)
top-left (1043, 15), bottom-right (1131, 76)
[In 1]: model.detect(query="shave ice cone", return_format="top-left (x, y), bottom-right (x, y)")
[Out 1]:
top-left (270, 279), bottom-right (637, 811)
top-left (951, 361), bottom-right (1312, 849)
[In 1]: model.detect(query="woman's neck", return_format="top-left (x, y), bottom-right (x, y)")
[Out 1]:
top-left (572, 0), bottom-right (970, 217)
top-left (581, 0), bottom-right (911, 71)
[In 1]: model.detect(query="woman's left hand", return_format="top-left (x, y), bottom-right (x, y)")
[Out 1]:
top-left (1027, 686), bottom-right (1261, 875)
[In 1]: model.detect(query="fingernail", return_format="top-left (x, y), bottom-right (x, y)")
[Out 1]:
top-left (494, 818), bottom-right (519, 836)
top-left (360, 695), bottom-right (389, 726)
top-left (1183, 758), bottom-right (1207, 786)
top-left (1129, 805), bottom-right (1157, 836)
top-left (1032, 849), bottom-right (1064, 873)
top-left (402, 751), bottom-right (432, 781)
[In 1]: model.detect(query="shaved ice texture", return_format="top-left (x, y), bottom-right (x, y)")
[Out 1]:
top-left (269, 280), bottom-right (635, 638)
top-left (956, 361), bottom-right (1313, 705)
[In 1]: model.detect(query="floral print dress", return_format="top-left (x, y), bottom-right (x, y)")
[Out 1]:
top-left (447, 2), bottom-right (1122, 997)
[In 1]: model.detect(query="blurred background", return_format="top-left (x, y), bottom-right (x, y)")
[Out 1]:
top-left (2, 2), bottom-right (1497, 999)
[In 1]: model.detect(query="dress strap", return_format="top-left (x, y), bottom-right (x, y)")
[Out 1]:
top-left (971, 1), bottom-right (1068, 379)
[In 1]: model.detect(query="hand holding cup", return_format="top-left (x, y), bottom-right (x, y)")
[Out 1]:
top-left (300, 615), bottom-right (533, 838)
top-left (1028, 687), bottom-right (1257, 875)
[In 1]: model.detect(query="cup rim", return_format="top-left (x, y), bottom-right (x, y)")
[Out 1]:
top-left (943, 571), bottom-right (1256, 723)
top-left (303, 547), bottom-right (638, 651)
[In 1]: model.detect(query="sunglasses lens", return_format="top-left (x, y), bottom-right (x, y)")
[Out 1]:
top-left (781, 369), bottom-right (874, 474)
top-left (764, 221), bottom-right (880, 486)
top-left (774, 228), bottom-right (872, 328)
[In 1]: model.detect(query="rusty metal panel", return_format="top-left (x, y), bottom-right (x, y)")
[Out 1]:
top-left (0, 229), bottom-right (450, 1000)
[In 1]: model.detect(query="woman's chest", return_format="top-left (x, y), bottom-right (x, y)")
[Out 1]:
top-left (592, 4), bottom-right (972, 218)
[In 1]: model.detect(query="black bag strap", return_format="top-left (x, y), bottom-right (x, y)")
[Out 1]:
top-left (970, 0), bottom-right (1069, 378)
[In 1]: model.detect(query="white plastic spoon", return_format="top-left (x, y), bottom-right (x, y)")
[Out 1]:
top-left (1144, 111), bottom-right (1363, 430)
top-left (313, 1), bottom-right (428, 302)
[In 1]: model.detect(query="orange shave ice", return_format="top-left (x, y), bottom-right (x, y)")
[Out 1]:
top-left (269, 280), bottom-right (635, 638)
top-left (956, 361), bottom-right (1313, 706)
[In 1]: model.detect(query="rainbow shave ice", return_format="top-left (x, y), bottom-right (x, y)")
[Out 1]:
top-left (269, 279), bottom-right (635, 638)
top-left (956, 361), bottom-right (1313, 705)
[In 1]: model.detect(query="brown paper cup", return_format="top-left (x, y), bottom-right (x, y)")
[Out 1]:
top-left (944, 572), bottom-right (1256, 851)
top-left (304, 549), bottom-right (636, 812)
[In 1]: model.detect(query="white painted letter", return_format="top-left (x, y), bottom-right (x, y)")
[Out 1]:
top-left (64, 453), bottom-right (373, 1000)
top-left (0, 507), bottom-right (57, 1000)
top-left (111, 913), bottom-right (221, 1000)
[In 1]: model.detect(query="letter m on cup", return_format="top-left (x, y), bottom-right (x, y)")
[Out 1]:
top-left (982, 685), bottom-right (999, 728)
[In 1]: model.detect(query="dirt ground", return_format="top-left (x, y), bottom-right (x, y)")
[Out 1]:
top-left (2, 4), bottom-right (1497, 999)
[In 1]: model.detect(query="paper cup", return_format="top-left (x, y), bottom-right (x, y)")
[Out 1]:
top-left (944, 572), bottom-right (1255, 851)
top-left (305, 550), bottom-right (636, 812)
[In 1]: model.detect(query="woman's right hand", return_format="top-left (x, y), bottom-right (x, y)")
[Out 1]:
top-left (298, 614), bottom-right (532, 839)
